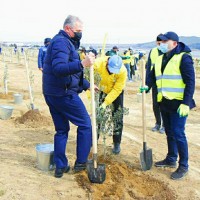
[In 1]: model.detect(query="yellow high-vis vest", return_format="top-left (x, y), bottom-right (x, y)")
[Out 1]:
top-left (122, 51), bottom-right (131, 64)
top-left (150, 47), bottom-right (159, 71)
top-left (155, 52), bottom-right (186, 102)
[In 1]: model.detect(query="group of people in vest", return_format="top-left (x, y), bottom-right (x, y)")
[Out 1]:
top-left (144, 31), bottom-right (195, 180)
top-left (40, 19), bottom-right (195, 181)
top-left (106, 46), bottom-right (144, 82)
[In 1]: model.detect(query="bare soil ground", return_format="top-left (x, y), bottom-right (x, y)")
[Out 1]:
top-left (0, 53), bottom-right (200, 200)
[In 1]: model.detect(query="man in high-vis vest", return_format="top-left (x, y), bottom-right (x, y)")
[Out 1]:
top-left (146, 34), bottom-right (165, 134)
top-left (121, 49), bottom-right (132, 82)
top-left (145, 31), bottom-right (195, 180)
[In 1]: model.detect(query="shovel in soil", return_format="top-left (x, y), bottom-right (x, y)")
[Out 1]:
top-left (87, 64), bottom-right (106, 184)
top-left (140, 58), bottom-right (153, 171)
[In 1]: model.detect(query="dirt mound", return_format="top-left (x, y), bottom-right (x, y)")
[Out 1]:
top-left (0, 92), bottom-right (14, 100)
top-left (15, 110), bottom-right (53, 128)
top-left (75, 156), bottom-right (177, 200)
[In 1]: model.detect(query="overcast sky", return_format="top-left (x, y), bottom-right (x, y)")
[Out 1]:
top-left (0, 0), bottom-right (199, 44)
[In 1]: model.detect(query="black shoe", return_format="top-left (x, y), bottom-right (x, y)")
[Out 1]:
top-left (171, 167), bottom-right (188, 180)
top-left (73, 161), bottom-right (86, 173)
top-left (112, 143), bottom-right (121, 154)
top-left (159, 127), bottom-right (165, 134)
top-left (55, 165), bottom-right (70, 178)
top-left (155, 159), bottom-right (176, 168)
top-left (152, 124), bottom-right (160, 132)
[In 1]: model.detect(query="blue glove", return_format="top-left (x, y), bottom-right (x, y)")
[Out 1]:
top-left (177, 104), bottom-right (189, 117)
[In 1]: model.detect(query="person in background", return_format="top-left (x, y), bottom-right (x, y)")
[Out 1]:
top-left (94, 55), bottom-right (127, 154)
top-left (21, 47), bottom-right (24, 53)
top-left (88, 46), bottom-right (98, 57)
top-left (79, 46), bottom-right (86, 61)
top-left (38, 37), bottom-right (51, 71)
top-left (145, 31), bottom-right (195, 180)
top-left (146, 34), bottom-right (165, 134)
top-left (131, 51), bottom-right (143, 81)
top-left (14, 44), bottom-right (17, 55)
top-left (0, 46), bottom-right (2, 54)
top-left (121, 49), bottom-right (132, 82)
top-left (129, 47), bottom-right (136, 81)
top-left (106, 46), bottom-right (119, 56)
top-left (42, 15), bottom-right (95, 178)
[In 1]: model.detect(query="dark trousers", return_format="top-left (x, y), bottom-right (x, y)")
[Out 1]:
top-left (161, 108), bottom-right (188, 169)
top-left (130, 64), bottom-right (135, 79)
top-left (99, 91), bottom-right (124, 144)
top-left (44, 93), bottom-right (92, 168)
top-left (152, 86), bottom-right (162, 126)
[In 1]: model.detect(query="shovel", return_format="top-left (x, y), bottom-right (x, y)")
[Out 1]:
top-left (87, 64), bottom-right (106, 184)
top-left (140, 58), bottom-right (153, 171)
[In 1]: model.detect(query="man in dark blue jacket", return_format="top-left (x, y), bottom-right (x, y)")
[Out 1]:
top-left (38, 38), bottom-right (51, 71)
top-left (42, 15), bottom-right (95, 178)
top-left (146, 31), bottom-right (195, 180)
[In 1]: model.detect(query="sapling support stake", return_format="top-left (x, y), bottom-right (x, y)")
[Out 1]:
top-left (24, 52), bottom-right (35, 110)
top-left (3, 63), bottom-right (8, 94)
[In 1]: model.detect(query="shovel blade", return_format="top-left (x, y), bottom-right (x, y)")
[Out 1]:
top-left (140, 148), bottom-right (153, 171)
top-left (87, 160), bottom-right (106, 184)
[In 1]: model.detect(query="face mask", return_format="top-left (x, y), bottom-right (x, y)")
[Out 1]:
top-left (157, 45), bottom-right (161, 51)
top-left (72, 31), bottom-right (82, 41)
top-left (159, 43), bottom-right (169, 53)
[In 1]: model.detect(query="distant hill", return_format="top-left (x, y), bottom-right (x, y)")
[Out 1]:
top-left (82, 36), bottom-right (200, 52)
top-left (131, 36), bottom-right (200, 50)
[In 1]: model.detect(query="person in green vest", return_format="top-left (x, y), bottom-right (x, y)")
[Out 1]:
top-left (105, 46), bottom-right (119, 56)
top-left (144, 31), bottom-right (196, 180)
top-left (146, 34), bottom-right (165, 134)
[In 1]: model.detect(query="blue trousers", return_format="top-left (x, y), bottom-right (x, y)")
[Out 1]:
top-left (124, 63), bottom-right (131, 80)
top-left (161, 109), bottom-right (188, 169)
top-left (44, 93), bottom-right (92, 168)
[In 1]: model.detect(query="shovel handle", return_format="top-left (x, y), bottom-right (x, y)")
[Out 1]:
top-left (141, 58), bottom-right (146, 143)
top-left (90, 65), bottom-right (98, 168)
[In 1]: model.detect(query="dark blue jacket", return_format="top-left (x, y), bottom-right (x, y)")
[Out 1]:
top-left (38, 46), bottom-right (48, 68)
top-left (146, 42), bottom-right (196, 112)
top-left (42, 30), bottom-right (90, 96)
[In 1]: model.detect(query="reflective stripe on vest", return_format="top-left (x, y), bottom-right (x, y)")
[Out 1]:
top-left (150, 47), bottom-right (159, 71)
top-left (155, 52), bottom-right (186, 102)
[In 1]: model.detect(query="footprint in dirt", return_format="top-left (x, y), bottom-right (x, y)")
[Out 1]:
top-left (75, 155), bottom-right (177, 200)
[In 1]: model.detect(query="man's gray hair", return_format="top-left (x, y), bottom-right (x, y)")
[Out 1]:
top-left (63, 15), bottom-right (82, 29)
